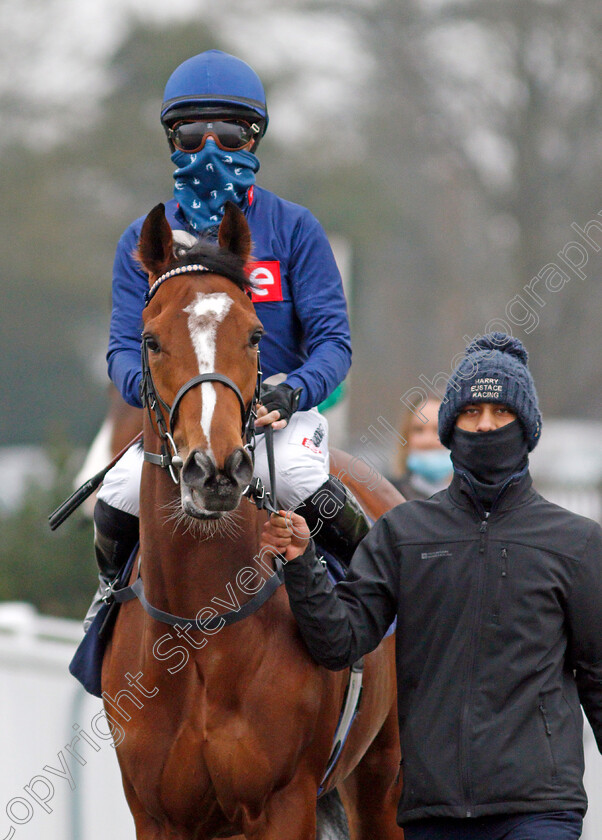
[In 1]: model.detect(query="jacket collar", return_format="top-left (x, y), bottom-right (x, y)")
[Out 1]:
top-left (447, 469), bottom-right (534, 518)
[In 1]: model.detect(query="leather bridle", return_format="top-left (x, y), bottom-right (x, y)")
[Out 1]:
top-left (140, 264), bottom-right (261, 484)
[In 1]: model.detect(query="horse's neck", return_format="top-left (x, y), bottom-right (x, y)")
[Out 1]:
top-left (139, 461), bottom-right (262, 616)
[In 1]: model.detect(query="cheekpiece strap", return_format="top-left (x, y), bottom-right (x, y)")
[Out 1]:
top-left (143, 451), bottom-right (172, 468)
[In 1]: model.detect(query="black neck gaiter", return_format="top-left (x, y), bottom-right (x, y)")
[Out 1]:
top-left (450, 420), bottom-right (529, 510)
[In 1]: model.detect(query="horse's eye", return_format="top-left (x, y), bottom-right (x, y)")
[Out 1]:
top-left (249, 329), bottom-right (263, 347)
top-left (144, 335), bottom-right (161, 353)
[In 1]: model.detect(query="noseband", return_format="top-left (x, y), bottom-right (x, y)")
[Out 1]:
top-left (140, 264), bottom-right (261, 484)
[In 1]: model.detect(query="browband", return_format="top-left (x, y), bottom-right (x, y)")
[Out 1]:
top-left (145, 264), bottom-right (210, 305)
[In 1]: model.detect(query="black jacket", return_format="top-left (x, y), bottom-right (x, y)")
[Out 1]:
top-left (390, 472), bottom-right (430, 501)
top-left (283, 472), bottom-right (602, 825)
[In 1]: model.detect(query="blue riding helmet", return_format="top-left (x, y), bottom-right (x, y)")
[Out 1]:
top-left (161, 49), bottom-right (269, 144)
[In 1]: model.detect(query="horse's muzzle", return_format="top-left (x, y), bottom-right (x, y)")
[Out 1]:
top-left (180, 447), bottom-right (254, 516)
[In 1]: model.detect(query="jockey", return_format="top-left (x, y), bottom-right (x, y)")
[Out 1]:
top-left (85, 49), bottom-right (368, 629)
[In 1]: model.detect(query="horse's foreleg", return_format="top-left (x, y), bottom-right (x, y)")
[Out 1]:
top-left (244, 776), bottom-right (317, 840)
top-left (120, 778), bottom-right (164, 839)
top-left (338, 704), bottom-right (404, 840)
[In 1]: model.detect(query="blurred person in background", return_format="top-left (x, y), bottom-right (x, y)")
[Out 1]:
top-left (263, 332), bottom-right (602, 840)
top-left (391, 396), bottom-right (452, 500)
top-left (84, 49), bottom-right (368, 630)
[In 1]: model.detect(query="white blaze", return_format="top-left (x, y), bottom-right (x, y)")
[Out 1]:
top-left (184, 292), bottom-right (233, 450)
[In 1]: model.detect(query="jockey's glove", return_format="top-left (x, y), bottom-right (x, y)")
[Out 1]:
top-left (260, 383), bottom-right (302, 423)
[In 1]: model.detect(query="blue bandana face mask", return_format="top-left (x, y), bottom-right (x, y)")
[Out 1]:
top-left (406, 449), bottom-right (452, 484)
top-left (171, 138), bottom-right (260, 232)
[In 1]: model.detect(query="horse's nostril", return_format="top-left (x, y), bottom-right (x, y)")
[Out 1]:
top-left (182, 450), bottom-right (215, 487)
top-left (228, 449), bottom-right (243, 473)
top-left (182, 448), bottom-right (252, 498)
top-left (224, 447), bottom-right (254, 487)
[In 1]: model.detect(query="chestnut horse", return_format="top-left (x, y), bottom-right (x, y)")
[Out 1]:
top-left (102, 203), bottom-right (405, 840)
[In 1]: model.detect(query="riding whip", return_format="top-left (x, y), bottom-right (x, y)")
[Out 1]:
top-left (48, 432), bottom-right (143, 530)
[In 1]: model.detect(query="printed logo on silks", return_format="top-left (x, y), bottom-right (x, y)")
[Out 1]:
top-left (312, 424), bottom-right (326, 447)
top-left (300, 423), bottom-right (326, 455)
top-left (469, 378), bottom-right (504, 400)
top-left (247, 261), bottom-right (283, 303)
top-left (301, 437), bottom-right (322, 455)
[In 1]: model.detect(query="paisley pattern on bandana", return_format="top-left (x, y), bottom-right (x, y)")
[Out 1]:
top-left (171, 138), bottom-right (260, 232)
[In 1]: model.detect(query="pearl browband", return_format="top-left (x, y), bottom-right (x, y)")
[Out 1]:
top-left (145, 264), bottom-right (210, 305)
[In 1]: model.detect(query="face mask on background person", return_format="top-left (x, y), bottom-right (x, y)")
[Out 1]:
top-left (406, 449), bottom-right (452, 484)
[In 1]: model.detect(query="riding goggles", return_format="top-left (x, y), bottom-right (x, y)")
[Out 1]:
top-left (166, 119), bottom-right (261, 153)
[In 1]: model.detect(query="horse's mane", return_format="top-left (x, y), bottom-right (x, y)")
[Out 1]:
top-left (172, 233), bottom-right (253, 293)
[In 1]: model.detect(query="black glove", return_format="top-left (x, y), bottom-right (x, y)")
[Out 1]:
top-left (260, 383), bottom-right (302, 423)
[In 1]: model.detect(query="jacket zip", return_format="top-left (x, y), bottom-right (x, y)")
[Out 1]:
top-left (457, 468), bottom-right (526, 521)
top-left (459, 517), bottom-right (489, 817)
top-left (456, 471), bottom-right (530, 816)
top-left (492, 548), bottom-right (508, 623)
top-left (539, 700), bottom-right (558, 779)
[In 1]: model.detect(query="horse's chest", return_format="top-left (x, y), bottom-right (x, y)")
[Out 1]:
top-left (108, 610), bottom-right (319, 827)
top-left (144, 710), bottom-right (274, 828)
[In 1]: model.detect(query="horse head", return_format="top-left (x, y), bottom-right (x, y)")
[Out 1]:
top-left (137, 202), bottom-right (263, 519)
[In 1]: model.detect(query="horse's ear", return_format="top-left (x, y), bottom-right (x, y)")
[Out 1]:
top-left (137, 203), bottom-right (173, 280)
top-left (218, 202), bottom-right (252, 264)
